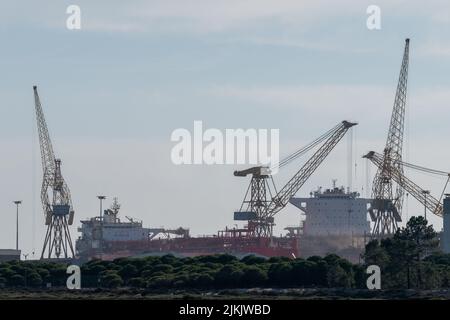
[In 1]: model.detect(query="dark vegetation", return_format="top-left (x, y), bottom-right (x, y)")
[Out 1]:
top-left (0, 216), bottom-right (449, 290)
top-left (363, 216), bottom-right (450, 289)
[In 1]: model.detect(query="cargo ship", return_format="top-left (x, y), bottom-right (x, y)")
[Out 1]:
top-left (75, 199), bottom-right (299, 261)
top-left (76, 183), bottom-right (370, 263)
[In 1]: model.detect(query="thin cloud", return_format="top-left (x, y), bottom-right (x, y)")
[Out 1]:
top-left (208, 84), bottom-right (393, 114)
top-left (418, 43), bottom-right (450, 57)
top-left (209, 84), bottom-right (450, 114)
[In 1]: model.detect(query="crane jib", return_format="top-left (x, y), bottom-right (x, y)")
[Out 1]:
top-left (266, 120), bottom-right (357, 217)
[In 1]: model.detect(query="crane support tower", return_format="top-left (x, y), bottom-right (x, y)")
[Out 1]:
top-left (234, 120), bottom-right (357, 237)
top-left (34, 86), bottom-right (75, 259)
top-left (369, 38), bottom-right (410, 238)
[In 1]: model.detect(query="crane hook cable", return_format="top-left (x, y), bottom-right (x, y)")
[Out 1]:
top-left (393, 158), bottom-right (449, 176)
top-left (271, 122), bottom-right (341, 171)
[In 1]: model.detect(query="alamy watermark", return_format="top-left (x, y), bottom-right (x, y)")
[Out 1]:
top-left (64, 5), bottom-right (381, 32)
top-left (366, 265), bottom-right (381, 289)
top-left (170, 121), bottom-right (280, 173)
top-left (66, 265), bottom-right (81, 290)
top-left (366, 5), bottom-right (381, 30)
top-left (66, 5), bottom-right (81, 30)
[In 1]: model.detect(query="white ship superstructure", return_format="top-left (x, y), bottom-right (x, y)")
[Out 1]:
top-left (290, 184), bottom-right (371, 237)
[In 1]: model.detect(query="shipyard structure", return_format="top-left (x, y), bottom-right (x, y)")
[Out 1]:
top-left (33, 39), bottom-right (450, 263)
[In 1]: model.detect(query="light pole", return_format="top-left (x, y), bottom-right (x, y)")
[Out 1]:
top-left (97, 196), bottom-right (106, 257)
top-left (97, 196), bottom-right (106, 220)
top-left (422, 190), bottom-right (430, 222)
top-left (13, 201), bottom-right (21, 251)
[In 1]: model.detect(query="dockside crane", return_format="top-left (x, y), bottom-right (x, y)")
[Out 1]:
top-left (364, 151), bottom-right (449, 218)
top-left (234, 120), bottom-right (357, 237)
top-left (34, 86), bottom-right (75, 259)
top-left (369, 38), bottom-right (410, 238)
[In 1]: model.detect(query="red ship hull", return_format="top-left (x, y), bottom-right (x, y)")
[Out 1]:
top-left (80, 236), bottom-right (299, 261)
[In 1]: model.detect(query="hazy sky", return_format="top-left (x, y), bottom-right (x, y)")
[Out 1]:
top-left (1, 1), bottom-right (450, 258)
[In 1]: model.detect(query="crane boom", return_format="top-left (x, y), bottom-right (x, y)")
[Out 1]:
top-left (34, 87), bottom-right (56, 176)
top-left (266, 121), bottom-right (357, 217)
top-left (364, 151), bottom-right (443, 217)
top-left (370, 38), bottom-right (410, 237)
top-left (385, 38), bottom-right (409, 162)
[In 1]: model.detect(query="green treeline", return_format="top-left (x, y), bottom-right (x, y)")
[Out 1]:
top-left (364, 216), bottom-right (450, 289)
top-left (0, 217), bottom-right (450, 290)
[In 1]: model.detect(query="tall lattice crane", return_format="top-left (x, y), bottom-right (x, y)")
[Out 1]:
top-left (234, 120), bottom-right (357, 237)
top-left (369, 38), bottom-right (410, 238)
top-left (34, 86), bottom-right (75, 259)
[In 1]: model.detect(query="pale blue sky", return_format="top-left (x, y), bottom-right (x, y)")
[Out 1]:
top-left (1, 1), bottom-right (450, 257)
